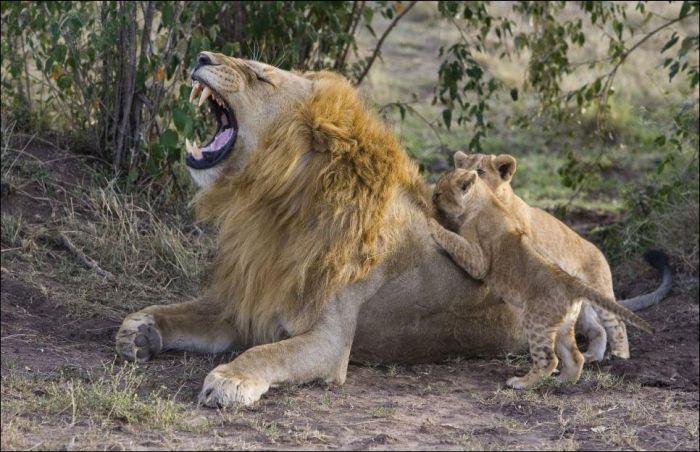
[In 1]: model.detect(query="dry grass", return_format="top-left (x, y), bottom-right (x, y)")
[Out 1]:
top-left (0, 362), bottom-right (194, 442)
top-left (0, 4), bottom-right (698, 450)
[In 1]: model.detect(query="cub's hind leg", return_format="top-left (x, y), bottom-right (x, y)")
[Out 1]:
top-left (591, 267), bottom-right (630, 359)
top-left (506, 309), bottom-right (560, 390)
top-left (577, 303), bottom-right (607, 363)
top-left (593, 305), bottom-right (630, 359)
top-left (556, 302), bottom-right (584, 383)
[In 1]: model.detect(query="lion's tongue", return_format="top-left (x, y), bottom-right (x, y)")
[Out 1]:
top-left (200, 128), bottom-right (235, 154)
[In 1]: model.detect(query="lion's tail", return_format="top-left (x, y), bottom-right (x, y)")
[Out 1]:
top-left (618, 250), bottom-right (672, 312)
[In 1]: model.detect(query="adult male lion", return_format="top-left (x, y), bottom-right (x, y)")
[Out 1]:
top-left (116, 53), bottom-right (668, 407)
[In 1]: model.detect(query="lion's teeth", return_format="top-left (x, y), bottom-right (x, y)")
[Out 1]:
top-left (198, 86), bottom-right (211, 107)
top-left (189, 85), bottom-right (194, 103)
top-left (185, 138), bottom-right (202, 158)
top-left (189, 82), bottom-right (200, 103)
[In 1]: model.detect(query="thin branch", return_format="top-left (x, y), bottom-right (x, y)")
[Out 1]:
top-left (595, 12), bottom-right (696, 126)
top-left (355, 1), bottom-right (418, 86)
top-left (335, 1), bottom-right (364, 71)
top-left (57, 232), bottom-right (114, 280)
top-left (378, 101), bottom-right (444, 147)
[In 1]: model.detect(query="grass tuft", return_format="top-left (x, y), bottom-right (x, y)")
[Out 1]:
top-left (2, 361), bottom-right (191, 431)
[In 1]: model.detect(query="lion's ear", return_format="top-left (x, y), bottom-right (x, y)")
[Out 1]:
top-left (310, 120), bottom-right (347, 153)
top-left (494, 154), bottom-right (517, 182)
top-left (454, 151), bottom-right (472, 169)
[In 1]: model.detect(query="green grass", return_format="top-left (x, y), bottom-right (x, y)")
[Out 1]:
top-left (368, 406), bottom-right (397, 418)
top-left (1, 362), bottom-right (193, 431)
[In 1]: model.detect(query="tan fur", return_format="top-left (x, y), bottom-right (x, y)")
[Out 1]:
top-left (431, 169), bottom-right (652, 388)
top-left (117, 54), bottom-right (600, 406)
top-left (194, 72), bottom-right (425, 345)
top-left (453, 151), bottom-right (630, 362)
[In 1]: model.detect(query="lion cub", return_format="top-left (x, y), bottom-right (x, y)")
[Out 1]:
top-left (453, 151), bottom-right (628, 363)
top-left (430, 169), bottom-right (652, 389)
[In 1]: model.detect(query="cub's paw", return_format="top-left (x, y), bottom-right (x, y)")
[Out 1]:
top-left (198, 366), bottom-right (269, 407)
top-left (556, 368), bottom-right (583, 384)
top-left (583, 349), bottom-right (605, 363)
top-left (609, 344), bottom-right (630, 360)
top-left (115, 313), bottom-right (162, 362)
top-left (506, 375), bottom-right (538, 390)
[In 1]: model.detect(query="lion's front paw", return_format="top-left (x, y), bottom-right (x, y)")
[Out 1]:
top-left (115, 313), bottom-right (162, 362)
top-left (198, 366), bottom-right (270, 407)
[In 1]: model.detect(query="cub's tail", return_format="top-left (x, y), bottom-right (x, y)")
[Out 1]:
top-left (618, 250), bottom-right (672, 312)
top-left (523, 238), bottom-right (654, 333)
top-left (564, 271), bottom-right (654, 334)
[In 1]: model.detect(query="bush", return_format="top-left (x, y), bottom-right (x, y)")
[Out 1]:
top-left (0, 1), bottom-right (400, 188)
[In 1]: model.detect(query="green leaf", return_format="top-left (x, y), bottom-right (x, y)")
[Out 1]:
top-left (668, 61), bottom-right (680, 81)
top-left (613, 20), bottom-right (623, 39)
top-left (52, 44), bottom-right (67, 62)
top-left (442, 109), bottom-right (452, 129)
top-left (653, 135), bottom-right (666, 146)
top-left (679, 1), bottom-right (691, 18)
top-left (159, 129), bottom-right (178, 149)
top-left (173, 107), bottom-right (187, 132)
top-left (661, 32), bottom-right (679, 53)
top-left (184, 117), bottom-right (194, 137)
top-left (510, 88), bottom-right (518, 101)
top-left (161, 3), bottom-right (174, 26)
top-left (127, 168), bottom-right (139, 183)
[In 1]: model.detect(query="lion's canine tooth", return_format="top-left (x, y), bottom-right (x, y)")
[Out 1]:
top-left (198, 86), bottom-right (212, 107)
top-left (189, 81), bottom-right (203, 104)
top-left (185, 138), bottom-right (202, 158)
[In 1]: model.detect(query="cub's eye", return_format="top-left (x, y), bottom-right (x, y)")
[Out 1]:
top-left (460, 181), bottom-right (471, 191)
top-left (476, 168), bottom-right (485, 176)
top-left (432, 192), bottom-right (440, 202)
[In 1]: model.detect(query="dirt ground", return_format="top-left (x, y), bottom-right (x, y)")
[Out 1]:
top-left (1, 139), bottom-right (699, 450)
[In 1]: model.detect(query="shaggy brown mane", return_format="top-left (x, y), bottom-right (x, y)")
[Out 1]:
top-left (195, 72), bottom-right (427, 345)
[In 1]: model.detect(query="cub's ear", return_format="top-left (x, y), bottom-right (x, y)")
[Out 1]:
top-left (494, 154), bottom-right (517, 182)
top-left (457, 170), bottom-right (478, 192)
top-left (453, 151), bottom-right (473, 169)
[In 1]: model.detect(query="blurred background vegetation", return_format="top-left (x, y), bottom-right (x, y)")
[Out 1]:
top-left (1, 0), bottom-right (698, 278)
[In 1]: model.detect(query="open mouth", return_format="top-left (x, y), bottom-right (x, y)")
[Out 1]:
top-left (185, 79), bottom-right (238, 170)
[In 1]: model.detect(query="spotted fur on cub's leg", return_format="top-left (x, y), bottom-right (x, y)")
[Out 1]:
top-left (452, 151), bottom-right (670, 362)
top-left (556, 304), bottom-right (585, 382)
top-left (430, 169), bottom-right (652, 389)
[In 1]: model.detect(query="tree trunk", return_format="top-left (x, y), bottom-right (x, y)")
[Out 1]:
top-left (113, 1), bottom-right (137, 174)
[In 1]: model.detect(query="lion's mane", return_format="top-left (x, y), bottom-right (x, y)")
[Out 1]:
top-left (195, 72), bottom-right (427, 345)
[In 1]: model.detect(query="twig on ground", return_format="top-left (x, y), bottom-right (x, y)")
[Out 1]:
top-left (57, 232), bottom-right (114, 280)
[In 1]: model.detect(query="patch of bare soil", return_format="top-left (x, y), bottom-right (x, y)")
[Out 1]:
top-left (1, 143), bottom-right (698, 450)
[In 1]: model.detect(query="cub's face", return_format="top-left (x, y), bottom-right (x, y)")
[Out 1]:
top-left (432, 169), bottom-right (481, 226)
top-left (453, 151), bottom-right (517, 199)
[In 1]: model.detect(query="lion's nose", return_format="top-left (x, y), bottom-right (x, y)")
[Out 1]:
top-left (194, 52), bottom-right (215, 72)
